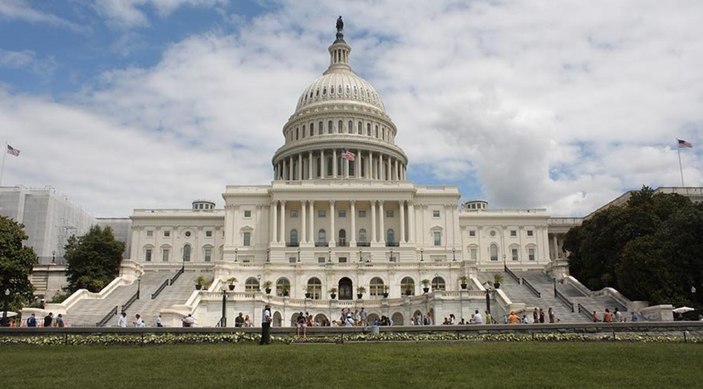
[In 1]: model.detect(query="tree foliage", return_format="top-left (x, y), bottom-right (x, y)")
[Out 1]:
top-left (564, 186), bottom-right (703, 306)
top-left (0, 216), bottom-right (38, 311)
top-left (65, 225), bottom-right (125, 293)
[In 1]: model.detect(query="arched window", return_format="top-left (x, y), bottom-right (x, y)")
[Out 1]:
top-left (367, 123), bottom-right (371, 136)
top-left (338, 229), bottom-right (346, 246)
top-left (183, 244), bottom-right (191, 262)
top-left (318, 229), bottom-right (327, 244)
top-left (276, 277), bottom-right (290, 297)
top-left (317, 122), bottom-right (322, 135)
top-left (431, 277), bottom-right (446, 291)
top-left (357, 121), bottom-right (362, 134)
top-left (401, 277), bottom-right (415, 296)
top-left (338, 120), bottom-right (343, 133)
top-left (369, 277), bottom-right (384, 297)
top-left (348, 120), bottom-right (353, 134)
top-left (307, 277), bottom-right (322, 300)
top-left (358, 228), bottom-right (367, 243)
top-left (289, 229), bottom-right (298, 246)
top-left (386, 229), bottom-right (395, 245)
top-left (328, 121), bottom-right (333, 134)
top-left (490, 244), bottom-right (498, 261)
top-left (245, 277), bottom-right (259, 292)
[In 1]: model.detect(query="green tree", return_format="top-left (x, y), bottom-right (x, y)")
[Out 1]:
top-left (564, 186), bottom-right (702, 306)
top-left (0, 216), bottom-right (38, 312)
top-left (65, 225), bottom-right (125, 293)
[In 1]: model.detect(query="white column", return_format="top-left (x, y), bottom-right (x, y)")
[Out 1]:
top-left (350, 200), bottom-right (356, 245)
top-left (399, 200), bottom-right (406, 243)
top-left (371, 201), bottom-right (377, 243)
top-left (308, 151), bottom-right (313, 179)
top-left (298, 153), bottom-right (303, 180)
top-left (310, 201), bottom-right (316, 244)
top-left (552, 234), bottom-right (558, 260)
top-left (301, 200), bottom-right (307, 244)
top-left (280, 201), bottom-right (286, 245)
top-left (394, 159), bottom-right (398, 180)
top-left (333, 149), bottom-right (337, 178)
top-left (368, 152), bottom-right (373, 179)
top-left (224, 205), bottom-right (234, 245)
top-left (271, 201), bottom-right (278, 244)
top-left (356, 150), bottom-right (361, 178)
top-left (329, 200), bottom-right (336, 246)
top-left (379, 201), bottom-right (385, 244)
top-left (379, 154), bottom-right (384, 180)
top-left (320, 150), bottom-right (325, 178)
top-left (288, 157), bottom-right (293, 180)
top-left (407, 202), bottom-right (415, 243)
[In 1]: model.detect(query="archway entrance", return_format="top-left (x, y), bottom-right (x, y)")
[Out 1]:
top-left (338, 277), bottom-right (353, 300)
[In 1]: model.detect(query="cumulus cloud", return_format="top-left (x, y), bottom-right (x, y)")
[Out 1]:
top-left (0, 0), bottom-right (85, 31)
top-left (2, 0), bottom-right (702, 218)
top-left (0, 49), bottom-right (56, 78)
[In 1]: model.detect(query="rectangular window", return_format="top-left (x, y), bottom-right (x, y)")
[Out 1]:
top-left (146, 230), bottom-right (153, 237)
top-left (164, 230), bottom-right (170, 237)
top-left (528, 248), bottom-right (535, 261)
top-left (318, 257), bottom-right (326, 264)
top-left (358, 210), bottom-right (366, 218)
top-left (338, 257), bottom-right (347, 263)
top-left (243, 232), bottom-right (251, 247)
top-left (244, 210), bottom-right (252, 218)
top-left (338, 210), bottom-right (346, 218)
top-left (432, 210), bottom-right (440, 218)
top-left (527, 230), bottom-right (534, 237)
top-left (470, 248), bottom-right (478, 260)
top-left (433, 231), bottom-right (442, 246)
top-left (289, 257), bottom-right (296, 264)
top-left (469, 230), bottom-right (476, 237)
top-left (318, 210), bottom-right (326, 218)
top-left (204, 248), bottom-right (212, 262)
top-left (205, 230), bottom-right (212, 238)
top-left (386, 210), bottom-right (394, 218)
top-left (512, 248), bottom-right (519, 261)
top-left (510, 230), bottom-right (517, 237)
top-left (145, 249), bottom-right (152, 262)
top-left (290, 210), bottom-right (298, 218)
top-left (162, 248), bottom-right (169, 262)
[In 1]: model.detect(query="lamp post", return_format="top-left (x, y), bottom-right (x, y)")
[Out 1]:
top-left (1, 288), bottom-right (10, 327)
top-left (359, 249), bottom-right (362, 263)
top-left (220, 288), bottom-right (227, 327)
top-left (234, 248), bottom-right (238, 262)
top-left (390, 249), bottom-right (394, 262)
top-left (297, 247), bottom-right (301, 263)
top-left (452, 248), bottom-right (456, 262)
top-left (137, 277), bottom-right (141, 300)
top-left (52, 250), bottom-right (56, 264)
top-left (420, 248), bottom-right (424, 262)
top-left (485, 285), bottom-right (492, 317)
top-left (328, 248), bottom-right (332, 263)
top-left (266, 249), bottom-right (270, 263)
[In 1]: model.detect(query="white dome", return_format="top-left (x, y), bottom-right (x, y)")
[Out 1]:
top-left (295, 71), bottom-right (385, 111)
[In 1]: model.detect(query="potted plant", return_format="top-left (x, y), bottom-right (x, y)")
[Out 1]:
top-left (493, 273), bottom-right (504, 289)
top-left (356, 286), bottom-right (366, 299)
top-left (459, 275), bottom-right (468, 290)
top-left (421, 279), bottom-right (430, 293)
top-left (382, 285), bottom-right (389, 298)
top-left (405, 285), bottom-right (413, 296)
top-left (226, 277), bottom-right (237, 291)
top-left (305, 286), bottom-right (312, 299)
top-left (329, 287), bottom-right (337, 299)
top-left (195, 275), bottom-right (206, 290)
top-left (263, 280), bottom-right (273, 294)
top-left (281, 284), bottom-right (290, 297)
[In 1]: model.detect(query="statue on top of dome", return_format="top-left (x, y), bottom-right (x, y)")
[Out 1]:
top-left (336, 16), bottom-right (344, 32)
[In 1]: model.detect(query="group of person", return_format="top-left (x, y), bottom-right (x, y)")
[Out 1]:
top-left (591, 307), bottom-right (630, 322)
top-left (22, 312), bottom-right (65, 327)
top-left (115, 312), bottom-right (166, 327)
top-left (440, 310), bottom-right (494, 325)
top-left (331, 308), bottom-right (369, 327)
top-left (234, 312), bottom-right (253, 328)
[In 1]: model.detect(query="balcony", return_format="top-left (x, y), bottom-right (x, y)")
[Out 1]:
top-left (315, 242), bottom-right (329, 247)
top-left (337, 241), bottom-right (349, 247)
top-left (385, 242), bottom-right (399, 247)
top-left (356, 242), bottom-right (370, 247)
top-left (286, 242), bottom-right (299, 247)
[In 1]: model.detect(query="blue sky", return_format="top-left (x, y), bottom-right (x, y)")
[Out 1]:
top-left (1, 0), bottom-right (701, 217)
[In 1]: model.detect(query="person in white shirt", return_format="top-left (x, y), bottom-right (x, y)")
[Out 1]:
top-left (117, 312), bottom-right (128, 327)
top-left (134, 314), bottom-right (145, 327)
top-left (472, 310), bottom-right (483, 324)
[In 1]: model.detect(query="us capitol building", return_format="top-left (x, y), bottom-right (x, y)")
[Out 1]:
top-left (33, 19), bottom-right (681, 327)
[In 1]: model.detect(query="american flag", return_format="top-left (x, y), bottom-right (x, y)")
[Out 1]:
top-left (678, 139), bottom-right (693, 148)
top-left (6, 144), bottom-right (20, 156)
top-left (341, 149), bottom-right (355, 161)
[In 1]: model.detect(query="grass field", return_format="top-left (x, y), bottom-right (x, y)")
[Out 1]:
top-left (2, 342), bottom-right (702, 388)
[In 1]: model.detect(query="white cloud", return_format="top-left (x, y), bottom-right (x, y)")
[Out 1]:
top-left (0, 49), bottom-right (56, 77)
top-left (0, 0), bottom-right (85, 31)
top-left (2, 0), bottom-right (703, 218)
top-left (93, 0), bottom-right (226, 28)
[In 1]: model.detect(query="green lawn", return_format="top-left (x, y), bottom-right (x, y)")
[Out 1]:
top-left (2, 342), bottom-right (701, 388)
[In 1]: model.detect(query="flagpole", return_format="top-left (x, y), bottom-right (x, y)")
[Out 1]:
top-left (0, 141), bottom-right (7, 187)
top-left (677, 144), bottom-right (685, 187)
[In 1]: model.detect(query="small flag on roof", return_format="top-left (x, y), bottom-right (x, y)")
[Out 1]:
top-left (678, 139), bottom-right (693, 148)
top-left (7, 144), bottom-right (20, 156)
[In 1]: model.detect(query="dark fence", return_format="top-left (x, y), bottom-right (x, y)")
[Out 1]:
top-left (151, 279), bottom-right (170, 300)
top-left (96, 305), bottom-right (118, 327)
top-left (504, 265), bottom-right (519, 283)
top-left (522, 278), bottom-right (542, 298)
top-left (170, 267), bottom-right (184, 284)
top-left (555, 289), bottom-right (575, 312)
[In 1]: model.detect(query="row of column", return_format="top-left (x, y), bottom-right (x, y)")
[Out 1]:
top-left (269, 200), bottom-right (415, 246)
top-left (274, 149), bottom-right (406, 181)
